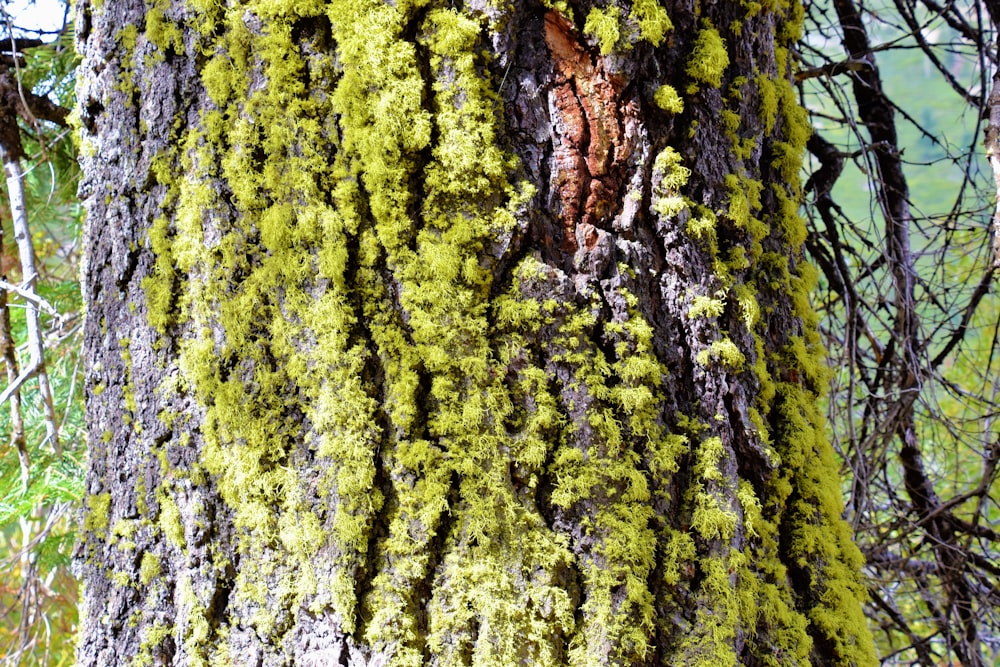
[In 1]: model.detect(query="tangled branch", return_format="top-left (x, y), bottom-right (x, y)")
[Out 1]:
top-left (801, 0), bottom-right (1000, 664)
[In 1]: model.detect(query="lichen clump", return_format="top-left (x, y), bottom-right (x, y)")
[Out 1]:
top-left (686, 21), bottom-right (729, 89)
top-left (654, 84), bottom-right (684, 113)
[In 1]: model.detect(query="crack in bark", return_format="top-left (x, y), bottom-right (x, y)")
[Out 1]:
top-left (543, 9), bottom-right (630, 253)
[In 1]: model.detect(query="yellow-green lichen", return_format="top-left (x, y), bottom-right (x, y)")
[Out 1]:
top-left (653, 84), bottom-right (684, 114)
top-left (661, 528), bottom-right (696, 587)
top-left (649, 433), bottom-right (689, 481)
top-left (688, 294), bottom-right (726, 319)
top-left (84, 492), bottom-right (111, 538)
top-left (111, 570), bottom-right (133, 589)
top-left (139, 552), bottom-right (161, 585)
top-left (696, 339), bottom-right (746, 370)
top-left (690, 490), bottom-right (738, 541)
top-left (630, 0), bottom-right (673, 45)
top-left (686, 22), bottom-right (729, 89)
top-left (651, 146), bottom-right (691, 219)
top-left (736, 6), bottom-right (877, 656)
top-left (583, 5), bottom-right (622, 55)
top-left (734, 284), bottom-right (761, 330)
top-left (722, 108), bottom-right (741, 136)
top-left (686, 208), bottom-right (718, 251)
top-left (540, 0), bottom-right (573, 20)
top-left (144, 2), bottom-right (183, 58)
top-left (156, 488), bottom-right (184, 550)
top-left (756, 74), bottom-right (779, 132)
top-left (135, 622), bottom-right (172, 667)
top-left (581, 1), bottom-right (673, 54)
top-left (110, 519), bottom-right (138, 551)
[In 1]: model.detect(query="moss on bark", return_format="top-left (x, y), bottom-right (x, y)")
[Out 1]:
top-left (74, 0), bottom-right (877, 665)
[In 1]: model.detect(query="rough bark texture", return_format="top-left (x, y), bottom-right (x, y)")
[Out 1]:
top-left (74, 1), bottom-right (877, 665)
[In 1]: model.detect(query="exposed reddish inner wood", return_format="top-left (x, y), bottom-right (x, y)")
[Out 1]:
top-left (543, 10), bottom-right (631, 253)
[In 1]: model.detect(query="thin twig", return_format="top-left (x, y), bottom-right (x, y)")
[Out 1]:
top-left (0, 277), bottom-right (59, 316)
top-left (0, 151), bottom-right (60, 455)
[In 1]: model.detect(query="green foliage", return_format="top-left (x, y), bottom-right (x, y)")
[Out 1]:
top-left (0, 12), bottom-right (84, 667)
top-left (0, 283), bottom-right (84, 667)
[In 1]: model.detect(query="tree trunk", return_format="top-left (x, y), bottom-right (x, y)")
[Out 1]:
top-left (73, 1), bottom-right (877, 665)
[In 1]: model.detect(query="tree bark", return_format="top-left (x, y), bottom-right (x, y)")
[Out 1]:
top-left (74, 1), bottom-right (877, 665)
